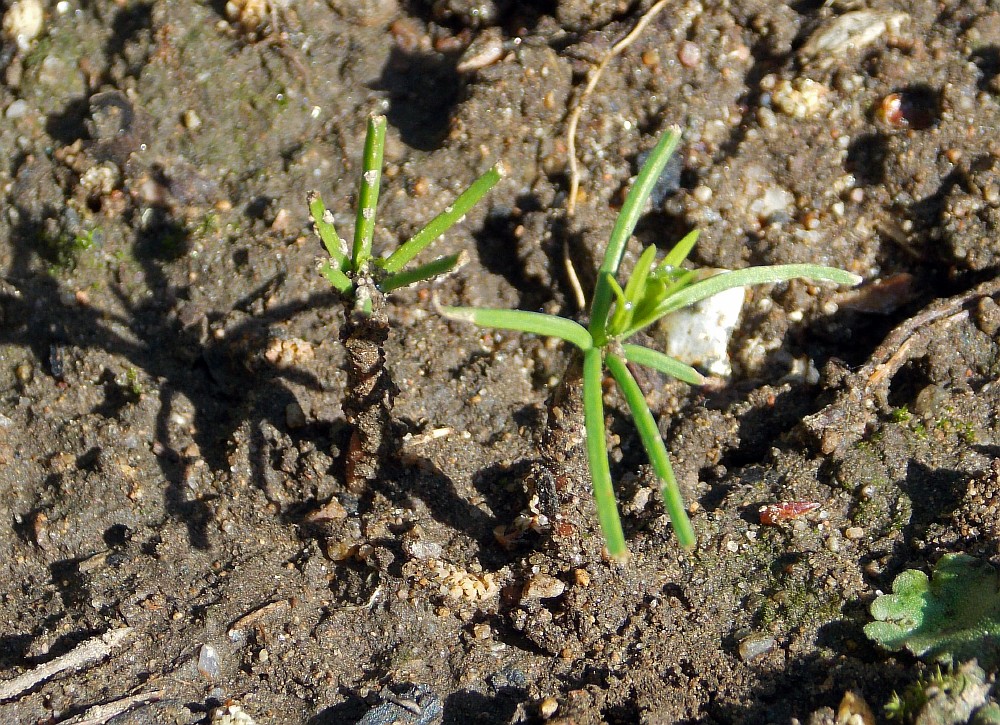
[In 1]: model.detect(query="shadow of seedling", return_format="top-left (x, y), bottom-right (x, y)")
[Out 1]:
top-left (1, 95), bottom-right (336, 549)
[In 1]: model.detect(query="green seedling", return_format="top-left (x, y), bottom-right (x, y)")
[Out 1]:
top-left (439, 127), bottom-right (860, 560)
top-left (884, 662), bottom-right (999, 723)
top-left (41, 227), bottom-right (100, 271)
top-left (310, 113), bottom-right (501, 491)
top-left (865, 553), bottom-right (1000, 670)
top-left (310, 113), bottom-right (502, 315)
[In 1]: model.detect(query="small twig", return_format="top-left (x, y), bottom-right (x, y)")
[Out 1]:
top-left (561, 241), bottom-right (587, 313)
top-left (400, 427), bottom-right (453, 451)
top-left (565, 0), bottom-right (670, 218)
top-left (562, 0), bottom-right (671, 311)
top-left (0, 627), bottom-right (133, 701)
top-left (228, 599), bottom-right (292, 637)
top-left (60, 689), bottom-right (165, 725)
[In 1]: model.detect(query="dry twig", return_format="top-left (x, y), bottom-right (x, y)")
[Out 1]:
top-left (562, 0), bottom-right (671, 309)
top-left (60, 689), bottom-right (165, 725)
top-left (0, 627), bottom-right (133, 702)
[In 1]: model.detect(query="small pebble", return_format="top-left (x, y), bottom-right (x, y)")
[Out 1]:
top-left (3, 0), bottom-right (44, 50)
top-left (677, 41), bottom-right (702, 68)
top-left (539, 696), bottom-right (558, 718)
top-left (197, 643), bottom-right (220, 680)
top-left (738, 633), bottom-right (776, 661)
top-left (15, 361), bottom-right (33, 383)
top-left (692, 185), bottom-right (713, 203)
top-left (522, 573), bottom-right (565, 600)
top-left (5, 99), bottom-right (29, 119)
top-left (183, 109), bottom-right (202, 130)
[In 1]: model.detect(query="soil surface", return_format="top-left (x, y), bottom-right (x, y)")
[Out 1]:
top-left (1, 0), bottom-right (1000, 723)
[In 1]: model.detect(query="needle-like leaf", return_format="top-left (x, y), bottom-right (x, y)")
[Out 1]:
top-left (308, 191), bottom-right (347, 270)
top-left (606, 353), bottom-right (695, 549)
top-left (437, 305), bottom-right (594, 351)
top-left (583, 347), bottom-right (628, 561)
top-left (382, 163), bottom-right (504, 275)
top-left (590, 127), bottom-right (681, 343)
top-left (318, 260), bottom-right (353, 294)
top-left (352, 114), bottom-right (387, 271)
top-left (621, 343), bottom-right (705, 386)
top-left (380, 253), bottom-right (465, 293)
top-left (661, 228), bottom-right (700, 269)
top-left (622, 264), bottom-right (862, 339)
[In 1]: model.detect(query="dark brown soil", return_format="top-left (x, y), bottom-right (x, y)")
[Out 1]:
top-left (1, 1), bottom-right (999, 723)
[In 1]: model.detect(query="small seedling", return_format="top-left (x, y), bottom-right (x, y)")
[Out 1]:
top-left (883, 662), bottom-right (998, 723)
top-left (310, 113), bottom-right (502, 490)
top-left (439, 127), bottom-right (860, 560)
top-left (310, 114), bottom-right (502, 313)
top-left (41, 227), bottom-right (100, 270)
top-left (865, 553), bottom-right (1000, 669)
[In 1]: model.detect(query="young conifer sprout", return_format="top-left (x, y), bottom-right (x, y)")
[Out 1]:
top-left (438, 126), bottom-right (862, 561)
top-left (311, 113), bottom-right (502, 492)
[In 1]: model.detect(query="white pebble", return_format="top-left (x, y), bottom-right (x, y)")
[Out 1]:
top-left (693, 185), bottom-right (713, 203)
top-left (3, 0), bottom-right (44, 50)
top-left (658, 275), bottom-right (746, 377)
top-left (197, 643), bottom-right (220, 680)
top-left (5, 99), bottom-right (29, 119)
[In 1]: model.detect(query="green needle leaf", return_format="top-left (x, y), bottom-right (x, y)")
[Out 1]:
top-left (583, 347), bottom-right (628, 561)
top-left (380, 252), bottom-right (466, 293)
top-left (382, 163), bottom-right (504, 275)
top-left (606, 274), bottom-right (632, 336)
top-left (353, 114), bottom-right (387, 271)
top-left (622, 264), bottom-right (862, 339)
top-left (661, 229), bottom-right (699, 269)
top-left (621, 343), bottom-right (705, 386)
top-left (318, 260), bottom-right (353, 294)
top-left (606, 353), bottom-right (695, 549)
top-left (590, 127), bottom-right (681, 341)
top-left (623, 244), bottom-right (658, 305)
top-left (308, 191), bottom-right (347, 270)
top-left (437, 305), bottom-right (594, 351)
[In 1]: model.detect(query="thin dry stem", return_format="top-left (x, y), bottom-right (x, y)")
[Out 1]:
top-left (562, 0), bottom-right (671, 310)
top-left (0, 627), bottom-right (133, 701)
top-left (565, 0), bottom-right (671, 218)
top-left (61, 689), bottom-right (165, 725)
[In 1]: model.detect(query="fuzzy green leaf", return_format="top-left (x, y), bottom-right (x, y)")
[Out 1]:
top-left (864, 553), bottom-right (1000, 668)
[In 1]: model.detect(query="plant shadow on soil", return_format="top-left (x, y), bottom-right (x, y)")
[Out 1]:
top-left (1, 188), bottom-right (535, 576)
top-left (0, 197), bottom-right (337, 546)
